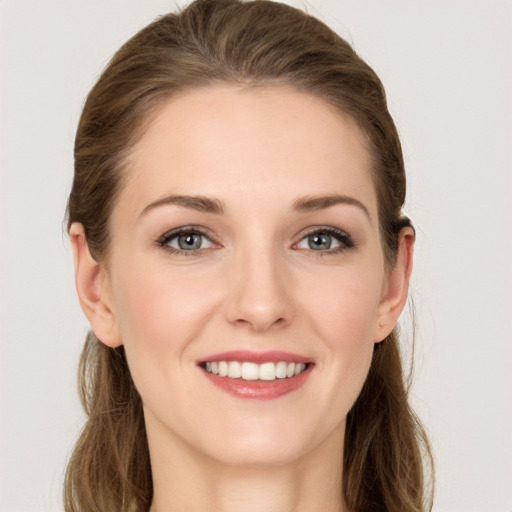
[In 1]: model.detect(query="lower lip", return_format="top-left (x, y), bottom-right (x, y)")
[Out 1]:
top-left (201, 365), bottom-right (312, 400)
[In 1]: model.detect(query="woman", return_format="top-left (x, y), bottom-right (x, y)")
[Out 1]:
top-left (65, 0), bottom-right (433, 511)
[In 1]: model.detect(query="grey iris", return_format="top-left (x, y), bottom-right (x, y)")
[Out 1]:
top-left (178, 233), bottom-right (202, 250)
top-left (308, 232), bottom-right (332, 250)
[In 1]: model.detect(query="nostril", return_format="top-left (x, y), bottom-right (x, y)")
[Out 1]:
top-left (232, 315), bottom-right (288, 333)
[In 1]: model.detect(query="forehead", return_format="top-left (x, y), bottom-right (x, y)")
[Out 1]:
top-left (120, 84), bottom-right (376, 217)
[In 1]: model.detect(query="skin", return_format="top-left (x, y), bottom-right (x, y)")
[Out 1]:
top-left (70, 85), bottom-right (414, 512)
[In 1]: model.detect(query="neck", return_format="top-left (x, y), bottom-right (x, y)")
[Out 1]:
top-left (147, 420), bottom-right (347, 512)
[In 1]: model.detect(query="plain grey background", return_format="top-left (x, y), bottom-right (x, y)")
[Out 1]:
top-left (1, 1), bottom-right (511, 511)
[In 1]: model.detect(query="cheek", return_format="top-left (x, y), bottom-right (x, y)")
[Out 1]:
top-left (305, 266), bottom-right (383, 347)
top-left (112, 263), bottom-right (222, 364)
top-left (301, 265), bottom-right (383, 400)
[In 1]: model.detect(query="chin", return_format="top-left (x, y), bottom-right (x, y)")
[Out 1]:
top-left (192, 415), bottom-right (338, 469)
top-left (207, 437), bottom-right (308, 468)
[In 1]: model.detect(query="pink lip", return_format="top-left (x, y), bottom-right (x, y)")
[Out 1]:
top-left (202, 368), bottom-right (312, 400)
top-left (197, 351), bottom-right (314, 400)
top-left (197, 350), bottom-right (311, 365)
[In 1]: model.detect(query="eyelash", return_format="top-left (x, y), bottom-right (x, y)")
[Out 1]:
top-left (157, 225), bottom-right (216, 256)
top-left (156, 225), bottom-right (356, 256)
top-left (294, 226), bottom-right (356, 255)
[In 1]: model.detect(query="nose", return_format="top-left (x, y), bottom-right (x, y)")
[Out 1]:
top-left (224, 244), bottom-right (295, 333)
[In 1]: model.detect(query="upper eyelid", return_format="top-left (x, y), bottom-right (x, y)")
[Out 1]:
top-left (292, 226), bottom-right (356, 252)
top-left (157, 226), bottom-right (219, 256)
top-left (294, 225), bottom-right (353, 241)
top-left (158, 225), bottom-right (215, 242)
top-left (156, 224), bottom-right (354, 249)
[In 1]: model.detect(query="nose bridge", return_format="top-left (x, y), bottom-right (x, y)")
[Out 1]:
top-left (225, 234), bottom-right (293, 332)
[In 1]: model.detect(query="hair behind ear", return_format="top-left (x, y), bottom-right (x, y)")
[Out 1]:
top-left (64, 332), bottom-right (152, 512)
top-left (344, 330), bottom-right (434, 512)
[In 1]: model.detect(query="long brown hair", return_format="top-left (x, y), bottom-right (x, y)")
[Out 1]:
top-left (65, 1), bottom-right (433, 510)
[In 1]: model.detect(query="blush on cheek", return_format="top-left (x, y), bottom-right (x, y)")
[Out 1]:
top-left (317, 292), bottom-right (380, 349)
top-left (117, 269), bottom-right (221, 354)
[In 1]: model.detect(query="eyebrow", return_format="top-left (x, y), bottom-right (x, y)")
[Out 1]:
top-left (292, 194), bottom-right (371, 220)
top-left (139, 193), bottom-right (370, 220)
top-left (139, 194), bottom-right (225, 218)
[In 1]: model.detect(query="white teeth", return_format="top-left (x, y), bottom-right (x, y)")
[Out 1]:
top-left (294, 363), bottom-right (305, 376)
top-left (275, 361), bottom-right (287, 379)
top-left (218, 361), bottom-right (228, 377)
top-left (227, 361), bottom-right (241, 378)
top-left (259, 362), bottom-right (276, 381)
top-left (204, 360), bottom-right (308, 381)
top-left (241, 362), bottom-right (259, 380)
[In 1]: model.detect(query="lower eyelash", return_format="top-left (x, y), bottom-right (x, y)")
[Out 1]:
top-left (155, 226), bottom-right (355, 256)
top-left (302, 227), bottom-right (356, 254)
top-left (160, 244), bottom-right (200, 256)
top-left (156, 226), bottom-right (212, 255)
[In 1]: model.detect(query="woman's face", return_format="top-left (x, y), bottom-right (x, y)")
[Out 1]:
top-left (98, 85), bottom-right (399, 467)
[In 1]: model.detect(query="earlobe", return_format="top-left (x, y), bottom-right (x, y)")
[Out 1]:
top-left (69, 222), bottom-right (122, 348)
top-left (374, 227), bottom-right (415, 343)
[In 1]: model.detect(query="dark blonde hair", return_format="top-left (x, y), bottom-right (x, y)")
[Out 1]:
top-left (65, 1), bottom-right (433, 510)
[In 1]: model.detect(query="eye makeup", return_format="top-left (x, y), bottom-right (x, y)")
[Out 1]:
top-left (293, 225), bottom-right (356, 255)
top-left (156, 225), bottom-right (218, 256)
top-left (155, 222), bottom-right (357, 258)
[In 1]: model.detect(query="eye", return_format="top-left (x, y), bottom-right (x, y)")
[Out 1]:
top-left (295, 227), bottom-right (354, 253)
top-left (158, 227), bottom-right (214, 253)
top-left (301, 232), bottom-right (338, 251)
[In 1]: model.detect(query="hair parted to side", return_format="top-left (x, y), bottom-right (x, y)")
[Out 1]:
top-left (65, 1), bottom-right (433, 511)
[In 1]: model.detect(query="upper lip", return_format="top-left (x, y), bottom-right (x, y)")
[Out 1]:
top-left (197, 350), bottom-right (312, 365)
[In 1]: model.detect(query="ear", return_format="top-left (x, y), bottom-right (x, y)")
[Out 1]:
top-left (373, 227), bottom-right (415, 343)
top-left (69, 222), bottom-right (122, 348)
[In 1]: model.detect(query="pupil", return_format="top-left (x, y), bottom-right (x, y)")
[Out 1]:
top-left (309, 233), bottom-right (331, 250)
top-left (178, 233), bottom-right (201, 250)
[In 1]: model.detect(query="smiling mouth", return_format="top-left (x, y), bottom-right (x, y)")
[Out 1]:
top-left (201, 361), bottom-right (309, 381)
